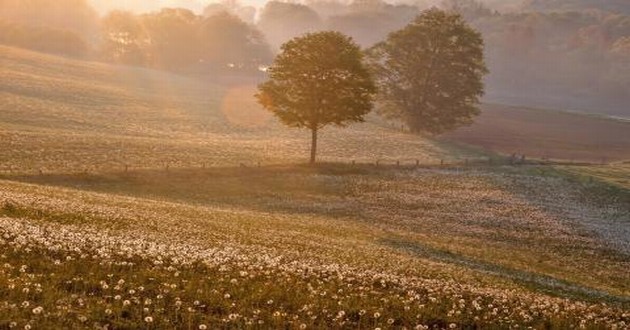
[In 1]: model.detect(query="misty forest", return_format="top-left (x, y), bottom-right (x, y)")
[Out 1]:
top-left (0, 0), bottom-right (629, 329)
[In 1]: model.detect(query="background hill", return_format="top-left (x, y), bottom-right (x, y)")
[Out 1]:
top-left (0, 46), bottom-right (474, 174)
top-left (1, 45), bottom-right (628, 176)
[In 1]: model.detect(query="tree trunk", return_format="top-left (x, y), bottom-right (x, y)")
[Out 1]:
top-left (310, 127), bottom-right (318, 164)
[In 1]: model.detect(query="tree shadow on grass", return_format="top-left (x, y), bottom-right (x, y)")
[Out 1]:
top-left (381, 237), bottom-right (630, 306)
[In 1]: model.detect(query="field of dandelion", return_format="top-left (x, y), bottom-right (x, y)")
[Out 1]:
top-left (1, 164), bottom-right (629, 328)
top-left (0, 45), bottom-right (629, 328)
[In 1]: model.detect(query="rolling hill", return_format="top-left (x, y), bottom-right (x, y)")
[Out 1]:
top-left (0, 45), bottom-right (474, 175)
top-left (0, 46), bottom-right (628, 328)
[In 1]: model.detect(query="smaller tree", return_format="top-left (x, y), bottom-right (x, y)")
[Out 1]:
top-left (369, 9), bottom-right (488, 134)
top-left (257, 31), bottom-right (376, 164)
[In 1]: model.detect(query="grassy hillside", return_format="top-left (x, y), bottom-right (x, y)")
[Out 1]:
top-left (0, 46), bottom-right (628, 328)
top-left (0, 165), bottom-right (628, 328)
top-left (0, 46), bottom-right (474, 175)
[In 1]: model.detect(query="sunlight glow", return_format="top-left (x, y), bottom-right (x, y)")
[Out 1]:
top-left (221, 85), bottom-right (272, 128)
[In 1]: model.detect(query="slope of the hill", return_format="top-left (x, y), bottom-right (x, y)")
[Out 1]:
top-left (0, 46), bottom-right (474, 174)
top-left (1, 164), bottom-right (629, 328)
top-left (442, 104), bottom-right (630, 163)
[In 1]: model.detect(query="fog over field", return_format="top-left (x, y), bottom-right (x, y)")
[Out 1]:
top-left (65, 0), bottom-right (630, 117)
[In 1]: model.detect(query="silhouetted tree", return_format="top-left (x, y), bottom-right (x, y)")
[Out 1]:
top-left (257, 31), bottom-right (376, 163)
top-left (369, 9), bottom-right (488, 134)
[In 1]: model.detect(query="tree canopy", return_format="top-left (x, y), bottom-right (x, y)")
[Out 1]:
top-left (369, 9), bottom-right (488, 134)
top-left (257, 31), bottom-right (376, 163)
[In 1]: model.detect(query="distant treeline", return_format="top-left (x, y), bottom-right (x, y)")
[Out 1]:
top-left (0, 20), bottom-right (88, 57)
top-left (0, 0), bottom-right (629, 114)
top-left (99, 9), bottom-right (272, 71)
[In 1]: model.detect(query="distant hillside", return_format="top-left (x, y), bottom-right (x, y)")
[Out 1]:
top-left (442, 104), bottom-right (630, 162)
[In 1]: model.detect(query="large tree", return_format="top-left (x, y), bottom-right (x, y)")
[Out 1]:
top-left (369, 9), bottom-right (488, 134)
top-left (256, 31), bottom-right (376, 164)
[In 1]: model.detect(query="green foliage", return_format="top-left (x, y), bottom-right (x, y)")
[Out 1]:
top-left (369, 9), bottom-right (489, 135)
top-left (257, 31), bottom-right (376, 163)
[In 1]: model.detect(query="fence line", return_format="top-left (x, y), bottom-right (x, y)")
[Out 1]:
top-left (0, 155), bottom-right (612, 177)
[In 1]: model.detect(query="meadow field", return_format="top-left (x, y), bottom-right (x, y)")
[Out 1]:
top-left (442, 104), bottom-right (630, 163)
top-left (0, 46), bottom-right (629, 329)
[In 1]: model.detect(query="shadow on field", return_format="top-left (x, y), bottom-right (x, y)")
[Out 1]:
top-left (2, 164), bottom-right (382, 217)
top-left (383, 238), bottom-right (630, 305)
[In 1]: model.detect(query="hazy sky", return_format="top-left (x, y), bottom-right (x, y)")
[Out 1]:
top-left (88, 0), bottom-right (264, 14)
top-left (88, 0), bottom-right (525, 15)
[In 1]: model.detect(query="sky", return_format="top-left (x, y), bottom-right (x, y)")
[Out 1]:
top-left (88, 0), bottom-right (262, 14)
